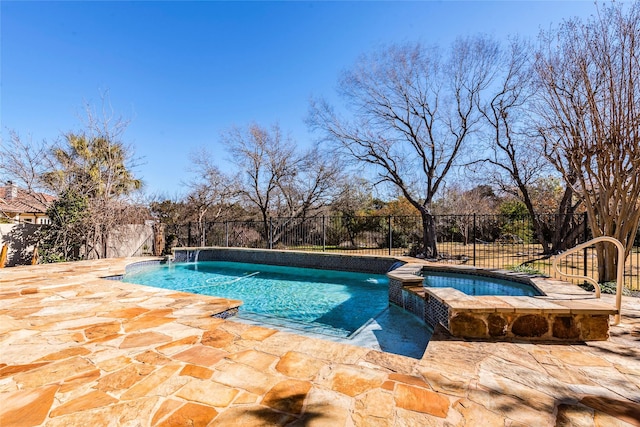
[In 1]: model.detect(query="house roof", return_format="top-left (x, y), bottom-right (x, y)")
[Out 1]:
top-left (0, 185), bottom-right (55, 215)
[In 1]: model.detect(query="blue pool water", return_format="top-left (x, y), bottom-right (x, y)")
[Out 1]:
top-left (123, 261), bottom-right (390, 337)
top-left (421, 270), bottom-right (542, 296)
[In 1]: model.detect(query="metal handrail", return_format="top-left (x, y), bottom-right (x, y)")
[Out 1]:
top-left (552, 236), bottom-right (625, 325)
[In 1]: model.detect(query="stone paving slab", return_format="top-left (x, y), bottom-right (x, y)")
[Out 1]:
top-left (0, 257), bottom-right (639, 426)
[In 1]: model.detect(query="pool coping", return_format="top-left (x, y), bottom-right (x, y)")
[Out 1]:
top-left (173, 246), bottom-right (399, 274)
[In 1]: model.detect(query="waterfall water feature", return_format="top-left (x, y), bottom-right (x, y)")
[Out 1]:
top-left (195, 249), bottom-right (201, 270)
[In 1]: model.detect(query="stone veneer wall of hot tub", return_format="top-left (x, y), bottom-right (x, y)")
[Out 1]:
top-left (172, 247), bottom-right (398, 274)
top-left (388, 263), bottom-right (618, 341)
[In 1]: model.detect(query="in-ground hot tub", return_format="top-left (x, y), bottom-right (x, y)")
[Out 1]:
top-left (420, 270), bottom-right (543, 297)
top-left (388, 263), bottom-right (616, 341)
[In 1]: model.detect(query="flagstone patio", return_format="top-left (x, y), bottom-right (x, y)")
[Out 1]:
top-left (1, 257), bottom-right (639, 426)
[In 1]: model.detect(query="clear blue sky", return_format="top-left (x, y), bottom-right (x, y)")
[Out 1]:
top-left (1, 1), bottom-right (597, 198)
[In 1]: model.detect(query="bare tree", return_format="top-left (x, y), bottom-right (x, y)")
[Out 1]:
top-left (330, 176), bottom-right (377, 217)
top-left (223, 123), bottom-right (295, 242)
top-left (223, 123), bottom-right (340, 245)
top-left (185, 149), bottom-right (238, 246)
top-left (0, 132), bottom-right (53, 222)
top-left (310, 37), bottom-right (499, 258)
top-left (275, 145), bottom-right (341, 219)
top-left (535, 3), bottom-right (640, 282)
top-left (435, 184), bottom-right (498, 245)
top-left (475, 39), bottom-right (583, 254)
top-left (0, 131), bottom-right (50, 193)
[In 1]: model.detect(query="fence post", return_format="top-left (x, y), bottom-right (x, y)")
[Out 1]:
top-left (583, 212), bottom-right (588, 277)
top-left (269, 217), bottom-right (273, 250)
top-left (225, 221), bottom-right (229, 247)
top-left (322, 216), bottom-right (326, 252)
top-left (473, 214), bottom-right (477, 267)
top-left (388, 215), bottom-right (392, 256)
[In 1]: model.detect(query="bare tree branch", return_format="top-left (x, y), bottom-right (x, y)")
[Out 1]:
top-left (535, 3), bottom-right (640, 281)
top-left (309, 38), bottom-right (499, 257)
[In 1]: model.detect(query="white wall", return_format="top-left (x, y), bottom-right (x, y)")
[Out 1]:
top-left (105, 224), bottom-right (155, 258)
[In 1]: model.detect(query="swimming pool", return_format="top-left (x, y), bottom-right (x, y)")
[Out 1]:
top-left (123, 261), bottom-right (391, 337)
top-left (421, 270), bottom-right (542, 296)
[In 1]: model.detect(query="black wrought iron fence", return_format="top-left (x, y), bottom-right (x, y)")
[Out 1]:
top-left (164, 213), bottom-right (640, 290)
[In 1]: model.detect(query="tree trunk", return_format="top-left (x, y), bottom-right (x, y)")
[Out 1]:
top-left (547, 187), bottom-right (581, 253)
top-left (198, 210), bottom-right (206, 247)
top-left (102, 231), bottom-right (108, 259)
top-left (260, 210), bottom-right (269, 248)
top-left (420, 210), bottom-right (438, 259)
top-left (520, 198), bottom-right (549, 254)
top-left (153, 223), bottom-right (165, 256)
top-left (551, 219), bottom-right (583, 252)
top-left (462, 220), bottom-right (469, 246)
top-left (345, 216), bottom-right (358, 248)
top-left (596, 243), bottom-right (618, 283)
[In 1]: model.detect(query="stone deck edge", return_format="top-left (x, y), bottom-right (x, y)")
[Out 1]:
top-left (388, 262), bottom-right (618, 316)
